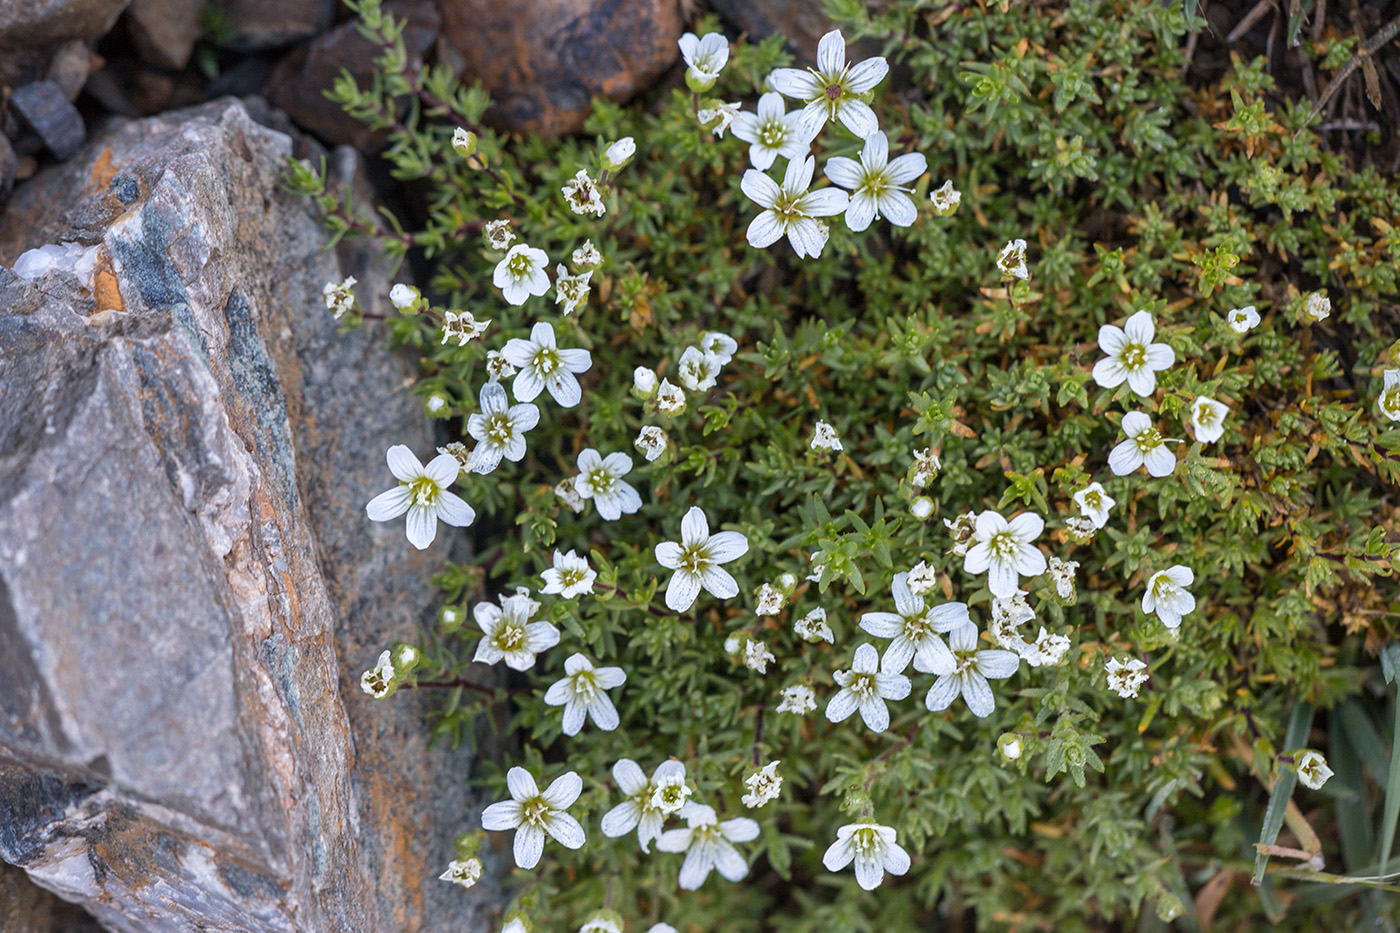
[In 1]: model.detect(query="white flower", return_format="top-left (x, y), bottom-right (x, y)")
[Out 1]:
top-left (635, 424), bottom-right (668, 462)
top-left (700, 331), bottom-right (738, 365)
top-left (744, 639), bottom-right (775, 673)
top-left (678, 346), bottom-right (722, 391)
top-left (656, 378), bottom-right (686, 415)
top-left (472, 591), bottom-right (560, 671)
top-left (697, 101), bottom-right (741, 137)
top-left (963, 510), bottom-right (1048, 598)
top-left (1296, 750), bottom-right (1333, 790)
top-left (742, 155), bottom-right (849, 259)
top-left (441, 309), bottom-right (490, 347)
top-left (742, 761), bottom-right (782, 808)
top-left (822, 822), bottom-right (910, 891)
top-left (451, 126), bottom-right (476, 157)
top-left (755, 583), bottom-right (785, 615)
top-left (1380, 370), bottom-right (1400, 422)
top-left (944, 511), bottom-right (977, 556)
top-left (633, 365), bottom-right (658, 398)
top-left (1048, 556), bottom-right (1078, 601)
top-left (501, 321), bottom-right (592, 408)
top-left (601, 759), bottom-right (686, 852)
top-left (323, 276), bottom-right (356, 318)
top-left (859, 572), bottom-right (971, 673)
top-left (502, 920), bottom-right (526, 933)
top-left (554, 476), bottom-right (586, 513)
top-left (1030, 627), bottom-right (1070, 665)
top-left (794, 607), bottom-right (834, 643)
top-left (732, 92), bottom-right (816, 171)
top-left (915, 621), bottom-right (1019, 718)
top-left (910, 447), bottom-right (941, 488)
top-left (360, 649), bottom-right (396, 698)
top-left (1073, 482), bottom-right (1115, 529)
top-left (1104, 656), bottom-right (1148, 698)
top-left (648, 926), bottom-right (678, 933)
top-left (651, 767), bottom-right (693, 814)
top-left (480, 767), bottom-right (586, 869)
top-left (767, 28), bottom-right (888, 137)
top-left (439, 857), bottom-right (482, 888)
top-left (988, 592), bottom-right (1063, 669)
top-left (1064, 516), bottom-right (1097, 541)
top-left (999, 735), bottom-right (1023, 760)
top-left (574, 448), bottom-right (643, 521)
top-left (1305, 291), bottom-right (1331, 321)
top-left (580, 911), bottom-right (623, 933)
top-left (656, 802), bottom-right (759, 890)
top-left (678, 31), bottom-right (729, 90)
top-left (389, 283), bottom-right (420, 310)
top-left (542, 549), bottom-right (596, 598)
top-left (555, 265), bottom-right (593, 315)
top-left (1190, 396), bottom-right (1229, 444)
top-left (905, 560), bottom-right (938, 596)
top-left (1142, 565), bottom-right (1195, 629)
top-left (996, 239), bottom-right (1029, 280)
top-left (493, 243), bottom-right (550, 305)
top-left (572, 239), bottom-right (602, 269)
top-left (544, 653), bottom-right (626, 735)
top-left (484, 219), bottom-right (514, 250)
top-left (654, 507), bottom-right (749, 612)
top-left (562, 169), bottom-right (606, 216)
top-left (1227, 305), bottom-right (1260, 333)
top-left (929, 179), bottom-right (961, 215)
top-left (810, 420), bottom-right (843, 451)
top-left (1109, 411), bottom-right (1176, 477)
top-left (910, 497), bottom-right (933, 520)
top-left (1092, 310), bottom-right (1176, 397)
top-left (366, 445), bottom-right (475, 549)
top-left (823, 132), bottom-right (926, 231)
top-left (826, 642), bottom-right (912, 733)
top-left (486, 349), bottom-right (516, 382)
top-left (603, 136), bottom-right (635, 171)
top-left (466, 381), bottom-right (539, 475)
top-left (777, 683), bottom-right (817, 714)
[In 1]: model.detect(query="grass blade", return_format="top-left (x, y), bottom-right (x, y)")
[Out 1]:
top-left (1253, 701), bottom-right (1314, 886)
top-left (1378, 684), bottom-right (1400, 881)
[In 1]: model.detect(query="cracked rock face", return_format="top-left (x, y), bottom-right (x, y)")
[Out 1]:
top-left (0, 98), bottom-right (491, 932)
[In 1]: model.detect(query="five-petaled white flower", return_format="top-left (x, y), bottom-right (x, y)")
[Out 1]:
top-left (484, 219), bottom-right (514, 250)
top-left (323, 276), bottom-right (356, 319)
top-left (480, 767), bottom-right (586, 869)
top-left (678, 31), bottom-right (729, 90)
top-left (1048, 555), bottom-right (1078, 601)
top-left (742, 761), bottom-right (782, 808)
top-left (859, 572), bottom-right (972, 673)
top-left (1104, 656), bottom-right (1148, 698)
top-left (915, 621), bottom-right (1019, 718)
top-left (963, 510), bottom-right (1048, 598)
top-left (555, 265), bottom-right (593, 316)
top-left (1296, 750), bottom-right (1333, 789)
top-left (810, 420), bottom-right (843, 451)
top-left (996, 239), bottom-right (1029, 280)
top-left (501, 321), bottom-right (592, 408)
top-left (929, 179), bottom-right (961, 215)
top-left (732, 92), bottom-right (816, 170)
top-left (654, 507), bottom-right (749, 611)
top-left (562, 169), bottom-right (606, 216)
top-left (655, 802), bottom-right (759, 890)
top-left (1109, 411), bottom-right (1176, 477)
top-left (466, 381), bottom-right (539, 475)
top-left (1380, 370), bottom-right (1400, 422)
top-left (472, 590), bottom-right (560, 671)
top-left (823, 131), bottom-right (926, 231)
top-left (360, 649), bottom-right (396, 698)
top-left (1227, 305), bottom-right (1260, 333)
top-left (1142, 565), bottom-right (1195, 629)
top-left (366, 445), bottom-right (475, 549)
top-left (678, 346), bottom-right (722, 391)
top-left (700, 331), bottom-right (738, 364)
top-left (777, 683), bottom-right (817, 714)
top-left (494, 243), bottom-right (550, 305)
top-left (1190, 396), bottom-right (1230, 443)
top-left (822, 821), bottom-right (911, 891)
top-left (441, 309), bottom-right (490, 347)
top-left (635, 424), bottom-right (668, 462)
top-left (826, 642), bottom-right (912, 733)
top-left (542, 549), bottom-right (596, 598)
top-left (439, 857), bottom-right (482, 888)
top-left (1092, 310), bottom-right (1176, 397)
top-left (601, 758), bottom-right (687, 852)
top-left (656, 378), bottom-right (686, 415)
top-left (1073, 482), bottom-right (1115, 529)
top-left (768, 28), bottom-right (889, 137)
top-left (744, 639), bottom-right (775, 673)
top-left (574, 448), bottom-right (643, 521)
top-left (544, 653), bottom-right (626, 735)
top-left (742, 155), bottom-right (849, 259)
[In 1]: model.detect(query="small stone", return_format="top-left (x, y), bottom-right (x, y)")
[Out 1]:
top-left (212, 0), bottom-right (336, 50)
top-left (10, 81), bottom-right (85, 160)
top-left (0, 134), bottom-right (15, 201)
top-left (45, 39), bottom-right (97, 101)
top-left (125, 0), bottom-right (204, 69)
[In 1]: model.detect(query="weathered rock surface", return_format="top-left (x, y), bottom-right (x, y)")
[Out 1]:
top-left (10, 82), bottom-right (86, 160)
top-left (212, 0), bottom-right (336, 51)
top-left (708, 0), bottom-right (842, 61)
top-left (0, 0), bottom-right (130, 90)
top-left (439, 0), bottom-right (685, 137)
top-left (0, 98), bottom-right (493, 932)
top-left (124, 0), bottom-right (204, 69)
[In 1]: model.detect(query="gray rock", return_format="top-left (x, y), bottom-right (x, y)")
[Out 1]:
top-left (0, 0), bottom-right (131, 90)
top-left (124, 0), bottom-right (204, 69)
top-left (211, 0), bottom-right (336, 51)
top-left (10, 82), bottom-right (86, 161)
top-left (0, 98), bottom-right (494, 932)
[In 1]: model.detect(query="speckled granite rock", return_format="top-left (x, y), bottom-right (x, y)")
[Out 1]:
top-left (0, 98), bottom-right (492, 932)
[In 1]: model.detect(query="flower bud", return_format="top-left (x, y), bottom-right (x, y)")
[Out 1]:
top-left (390, 643), bottom-right (421, 677)
top-left (439, 605), bottom-right (464, 634)
top-left (424, 393), bottom-right (451, 418)
top-left (452, 127), bottom-right (478, 158)
top-left (633, 365), bottom-right (658, 399)
top-left (910, 496), bottom-right (934, 520)
top-left (390, 282), bottom-right (421, 313)
top-left (602, 136), bottom-right (635, 171)
top-left (998, 734), bottom-right (1023, 760)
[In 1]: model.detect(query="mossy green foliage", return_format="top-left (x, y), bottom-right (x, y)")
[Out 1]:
top-left (289, 0), bottom-right (1400, 927)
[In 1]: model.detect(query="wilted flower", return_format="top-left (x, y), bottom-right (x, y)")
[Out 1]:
top-left (439, 857), bottom-right (482, 888)
top-left (635, 424), bottom-right (668, 462)
top-left (451, 126), bottom-right (477, 157)
top-left (323, 276), bottom-right (356, 319)
top-left (441, 309), bottom-right (490, 347)
top-left (1104, 656), bottom-right (1149, 698)
top-left (777, 683), bottom-right (817, 714)
top-left (811, 420), bottom-right (843, 451)
top-left (1305, 291), bottom-right (1331, 321)
top-left (744, 639), bottom-right (775, 673)
top-left (794, 607), bottom-right (834, 643)
top-left (1295, 750), bottom-right (1333, 789)
top-left (996, 239), bottom-right (1029, 280)
top-left (742, 761), bottom-right (783, 808)
top-left (484, 218), bottom-right (514, 250)
top-left (930, 179), bottom-right (961, 215)
top-left (555, 265), bottom-right (593, 315)
top-left (562, 169), bottom-right (606, 216)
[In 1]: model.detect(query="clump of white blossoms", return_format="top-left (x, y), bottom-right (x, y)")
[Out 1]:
top-left (360, 649), bottom-right (396, 698)
top-left (1380, 370), bottom-right (1400, 421)
top-left (810, 420), bottom-right (843, 451)
top-left (466, 381), bottom-right (539, 475)
top-left (822, 821), bottom-right (911, 891)
top-left (823, 131), bottom-right (926, 231)
top-left (929, 179), bottom-right (961, 215)
top-left (996, 239), bottom-right (1029, 280)
top-left (1295, 750), bottom-right (1334, 790)
top-left (574, 448), bottom-right (643, 521)
top-left (554, 265), bottom-right (593, 316)
top-left (655, 802), bottom-right (760, 890)
top-left (1109, 411), bottom-right (1177, 477)
top-left (697, 101), bottom-right (741, 137)
top-left (1104, 656), bottom-right (1149, 698)
top-left (654, 507), bottom-right (749, 612)
top-left (1227, 304), bottom-right (1260, 333)
top-left (484, 218), bottom-right (514, 250)
top-left (916, 620), bottom-right (1020, 718)
top-left (480, 767), bottom-right (586, 869)
top-left (439, 857), bottom-right (482, 888)
top-left (366, 445), bottom-right (475, 549)
top-left (768, 28), bottom-right (889, 137)
top-left (904, 560), bottom-right (938, 596)
top-left (323, 276), bottom-right (356, 319)
top-left (441, 309), bottom-right (490, 347)
top-left (473, 590), bottom-right (560, 671)
top-left (742, 154), bottom-right (849, 259)
top-left (544, 653), bottom-right (626, 736)
top-left (502, 321), bottom-right (592, 408)
top-left (1190, 396), bottom-right (1230, 443)
top-left (777, 683), bottom-right (817, 714)
top-left (859, 572), bottom-right (972, 673)
top-left (742, 761), bottom-right (783, 808)
top-left (1092, 310), bottom-right (1176, 397)
top-left (542, 549), bottom-right (596, 598)
top-left (963, 510), bottom-right (1048, 598)
top-left (794, 607), bottom-right (834, 643)
top-left (602, 136), bottom-right (635, 171)
top-left (601, 759), bottom-right (687, 852)
top-left (677, 345), bottom-right (722, 391)
top-left (572, 239), bottom-right (601, 268)
top-left (1048, 556), bottom-right (1078, 601)
top-left (494, 243), bottom-right (550, 305)
top-left (744, 639), bottom-right (775, 673)
top-left (1073, 482), bottom-right (1115, 529)
top-left (562, 169), bottom-right (606, 216)
top-left (634, 424), bottom-right (668, 462)
top-left (678, 31), bottom-right (729, 91)
top-left (826, 642), bottom-right (912, 733)
top-left (1142, 565), bottom-right (1196, 629)
top-left (732, 92), bottom-right (816, 170)
top-left (1305, 290), bottom-right (1331, 321)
